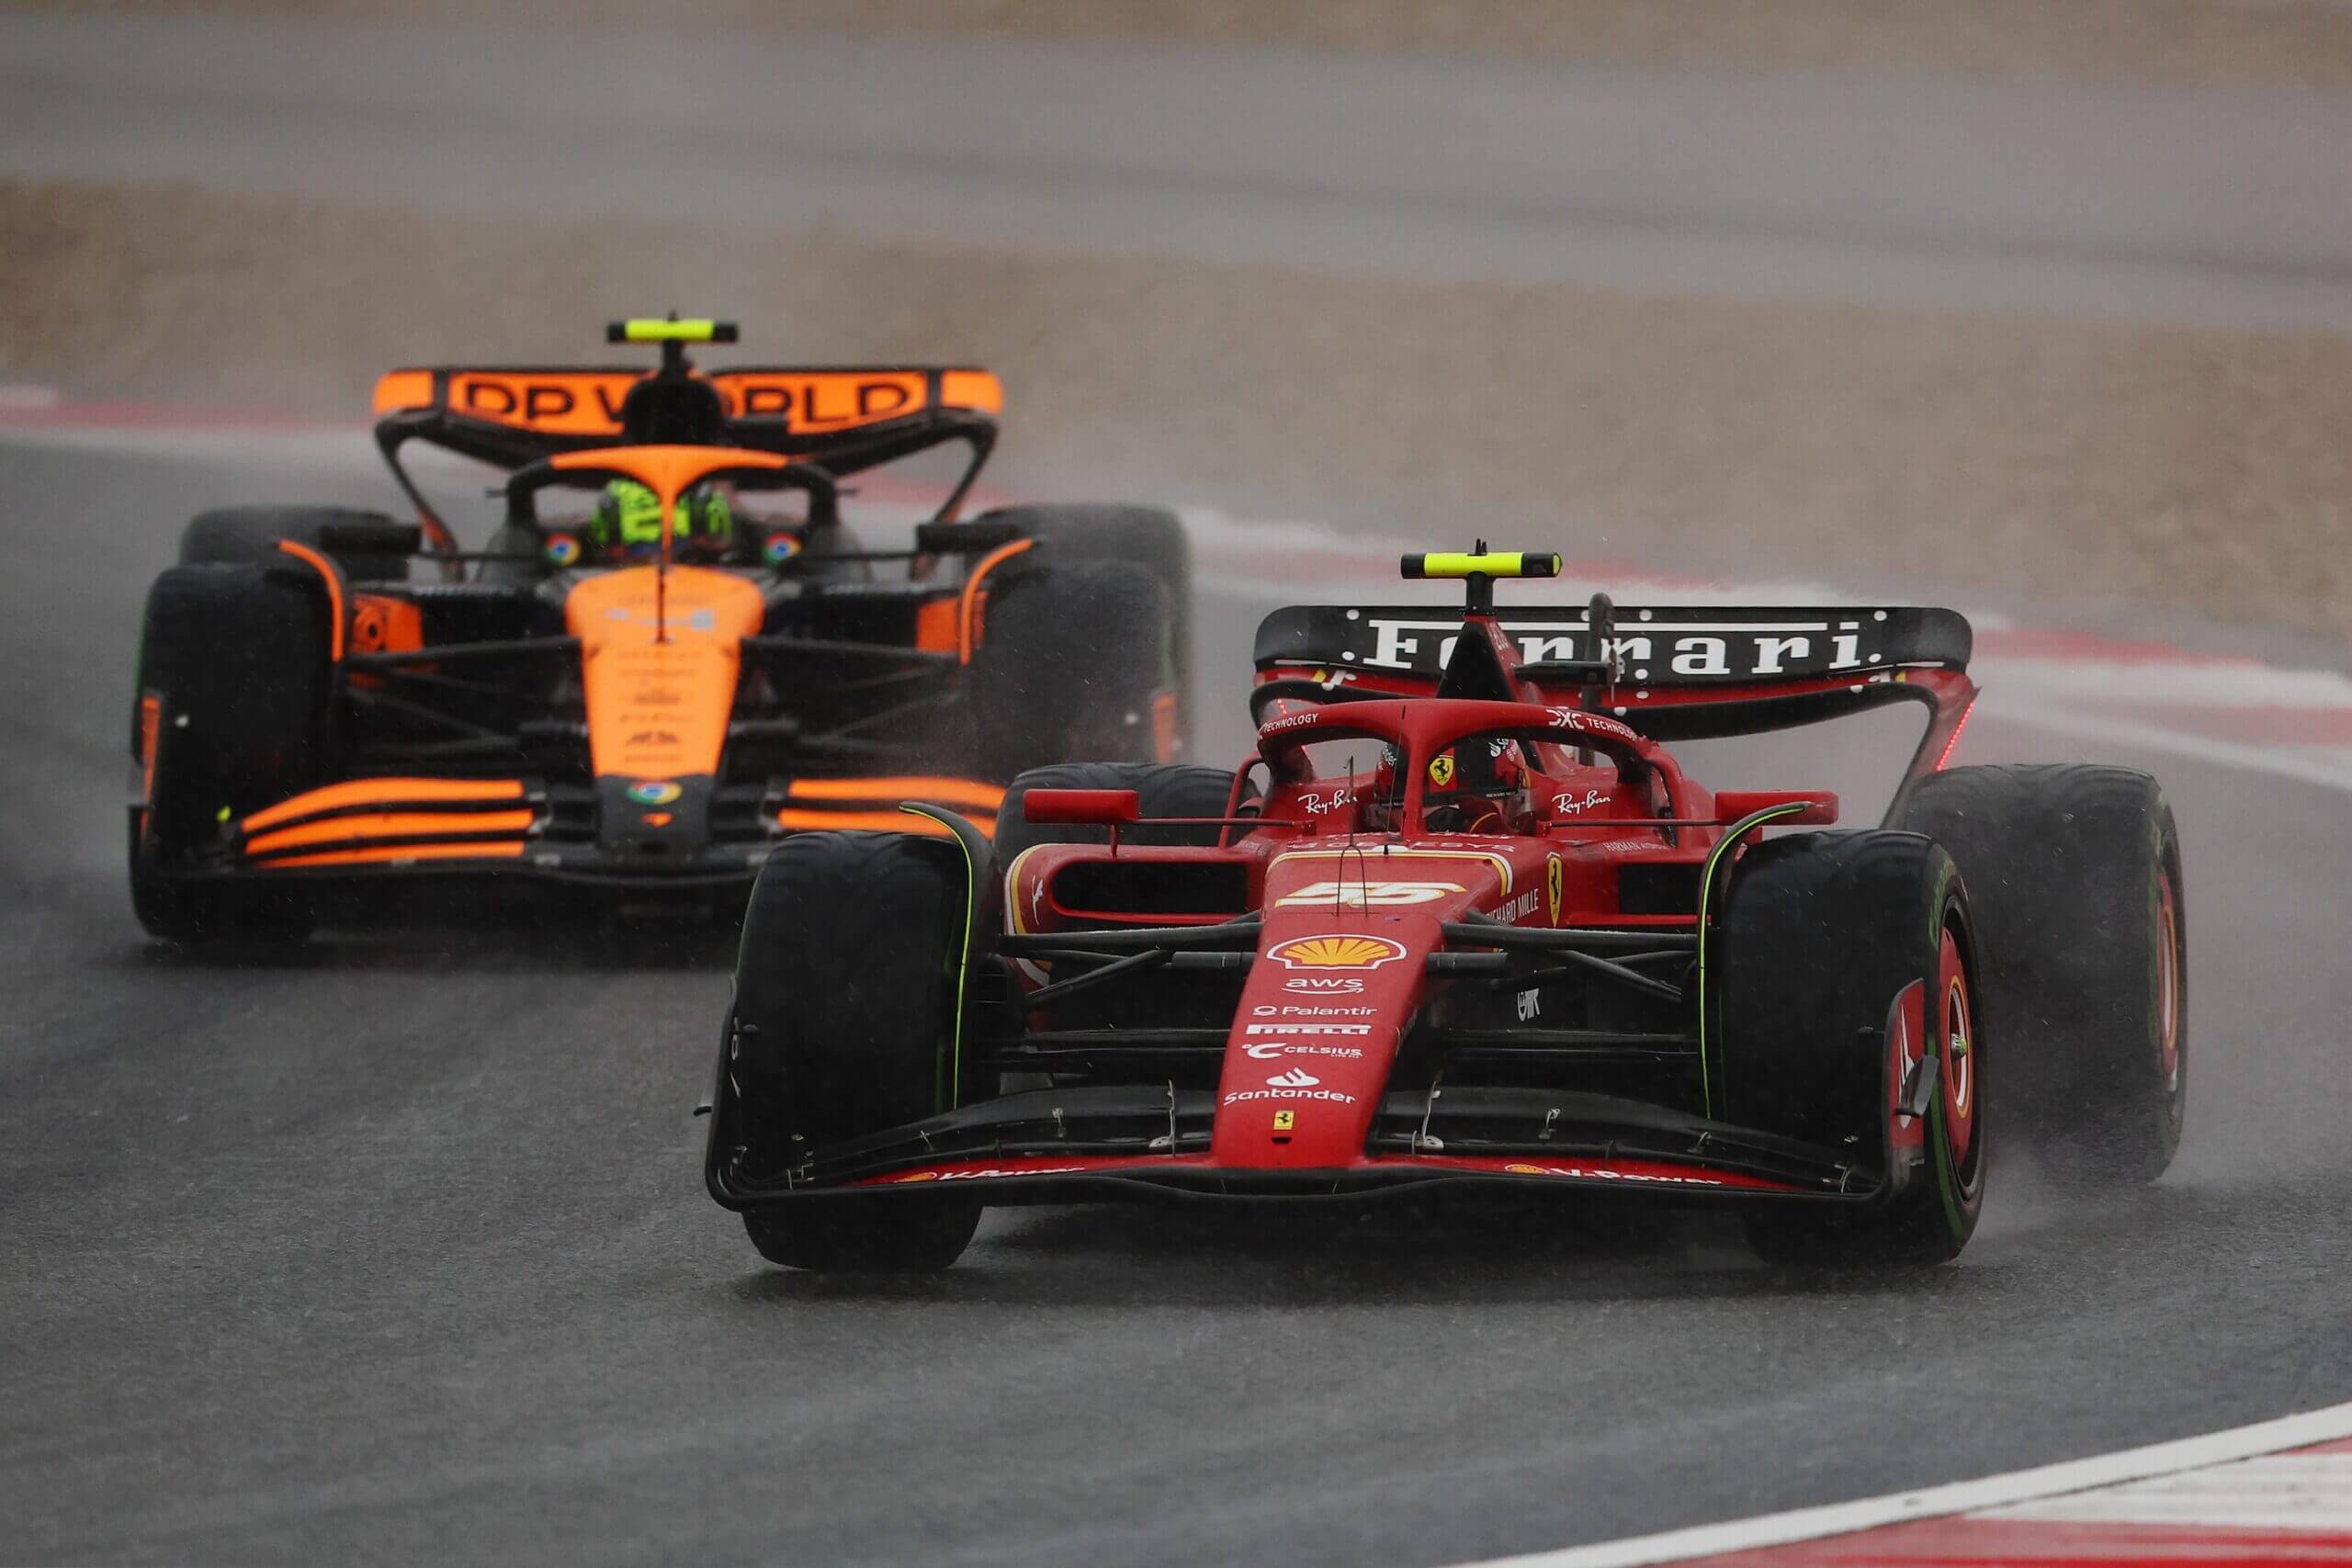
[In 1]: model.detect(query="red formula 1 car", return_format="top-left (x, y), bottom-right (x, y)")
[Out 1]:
top-left (128, 319), bottom-right (1191, 942)
top-left (706, 549), bottom-right (2187, 1269)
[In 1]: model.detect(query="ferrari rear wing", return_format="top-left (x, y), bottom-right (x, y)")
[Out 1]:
top-left (1256, 603), bottom-right (1970, 684)
top-left (1253, 599), bottom-right (1978, 801)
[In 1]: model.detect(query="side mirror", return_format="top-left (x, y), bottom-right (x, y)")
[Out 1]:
top-left (1714, 790), bottom-right (1838, 826)
top-left (1022, 788), bottom-right (1142, 827)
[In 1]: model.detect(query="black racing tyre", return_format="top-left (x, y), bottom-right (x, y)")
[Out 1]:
top-left (180, 505), bottom-right (417, 584)
top-left (130, 562), bottom-right (334, 942)
top-left (727, 831), bottom-right (980, 1271)
top-left (991, 761), bottom-right (1244, 870)
top-left (1889, 763), bottom-right (2184, 1188)
top-left (1717, 830), bottom-right (1985, 1266)
top-left (972, 561), bottom-right (1177, 781)
top-left (975, 503), bottom-right (1192, 751)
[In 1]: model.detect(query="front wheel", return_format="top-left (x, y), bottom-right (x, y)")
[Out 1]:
top-left (723, 831), bottom-right (980, 1271)
top-left (1717, 830), bottom-right (1985, 1265)
top-left (130, 562), bottom-right (334, 943)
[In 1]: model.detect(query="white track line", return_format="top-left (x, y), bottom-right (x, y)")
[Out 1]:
top-left (1452, 1401), bottom-right (2352, 1568)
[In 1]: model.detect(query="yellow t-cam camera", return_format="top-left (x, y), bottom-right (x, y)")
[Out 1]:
top-left (1399, 550), bottom-right (1563, 581)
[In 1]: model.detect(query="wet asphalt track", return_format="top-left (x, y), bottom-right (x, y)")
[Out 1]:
top-left (5, 439), bottom-right (2352, 1565)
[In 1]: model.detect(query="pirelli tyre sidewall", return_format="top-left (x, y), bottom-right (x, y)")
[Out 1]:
top-left (130, 561), bottom-right (337, 942)
top-left (179, 505), bottom-right (415, 584)
top-left (1891, 763), bottom-right (2185, 1187)
top-left (727, 831), bottom-right (980, 1272)
top-left (1719, 829), bottom-right (1984, 1266)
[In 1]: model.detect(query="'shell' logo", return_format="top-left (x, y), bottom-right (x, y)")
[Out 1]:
top-left (1268, 934), bottom-right (1407, 971)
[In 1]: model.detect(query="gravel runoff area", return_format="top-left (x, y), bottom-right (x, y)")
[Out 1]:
top-left (23, 0), bottom-right (2352, 88)
top-left (5, 178), bottom-right (2347, 639)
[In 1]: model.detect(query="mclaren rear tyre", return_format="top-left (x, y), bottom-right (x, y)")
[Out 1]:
top-left (179, 505), bottom-right (417, 584)
top-left (973, 561), bottom-right (1178, 780)
top-left (1891, 763), bottom-right (2185, 1188)
top-left (1717, 831), bottom-right (1985, 1266)
top-left (973, 502), bottom-right (1192, 716)
top-left (728, 831), bottom-right (980, 1272)
top-left (130, 562), bottom-right (335, 944)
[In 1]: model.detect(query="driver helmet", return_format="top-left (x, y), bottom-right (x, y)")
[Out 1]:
top-left (1425, 738), bottom-right (1529, 831)
top-left (588, 479), bottom-right (734, 563)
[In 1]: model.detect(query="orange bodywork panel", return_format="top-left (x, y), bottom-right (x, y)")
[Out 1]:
top-left (915, 597), bottom-right (961, 655)
top-left (565, 565), bottom-right (765, 781)
top-left (245, 810), bottom-right (537, 858)
top-left (349, 594), bottom-right (424, 655)
top-left (243, 778), bottom-right (526, 834)
top-left (260, 841), bottom-right (529, 870)
top-left (936, 370), bottom-right (1005, 416)
top-left (370, 368), bottom-right (436, 416)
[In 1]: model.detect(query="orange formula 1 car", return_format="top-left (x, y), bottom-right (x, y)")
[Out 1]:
top-left (129, 319), bottom-right (1192, 942)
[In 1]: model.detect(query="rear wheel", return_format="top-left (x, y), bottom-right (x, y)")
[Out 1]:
top-left (972, 561), bottom-right (1176, 780)
top-left (130, 563), bottom-right (334, 943)
top-left (1717, 830), bottom-right (1984, 1265)
top-left (180, 506), bottom-right (417, 584)
top-left (726, 831), bottom-right (980, 1271)
top-left (975, 502), bottom-right (1191, 714)
top-left (1890, 764), bottom-right (2184, 1187)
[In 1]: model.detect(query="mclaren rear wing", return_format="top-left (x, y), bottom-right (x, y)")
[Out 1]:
top-left (371, 361), bottom-right (1004, 558)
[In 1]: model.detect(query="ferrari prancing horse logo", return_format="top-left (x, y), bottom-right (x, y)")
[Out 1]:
top-left (1546, 853), bottom-right (1564, 926)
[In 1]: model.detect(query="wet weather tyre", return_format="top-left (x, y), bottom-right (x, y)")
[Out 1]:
top-left (973, 562), bottom-right (1176, 780)
top-left (130, 562), bottom-right (334, 943)
top-left (976, 502), bottom-right (1191, 713)
top-left (1890, 764), bottom-right (2184, 1188)
top-left (991, 761), bottom-right (1243, 869)
top-left (179, 506), bottom-right (416, 583)
top-left (727, 831), bottom-right (980, 1271)
top-left (1716, 830), bottom-right (1985, 1266)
